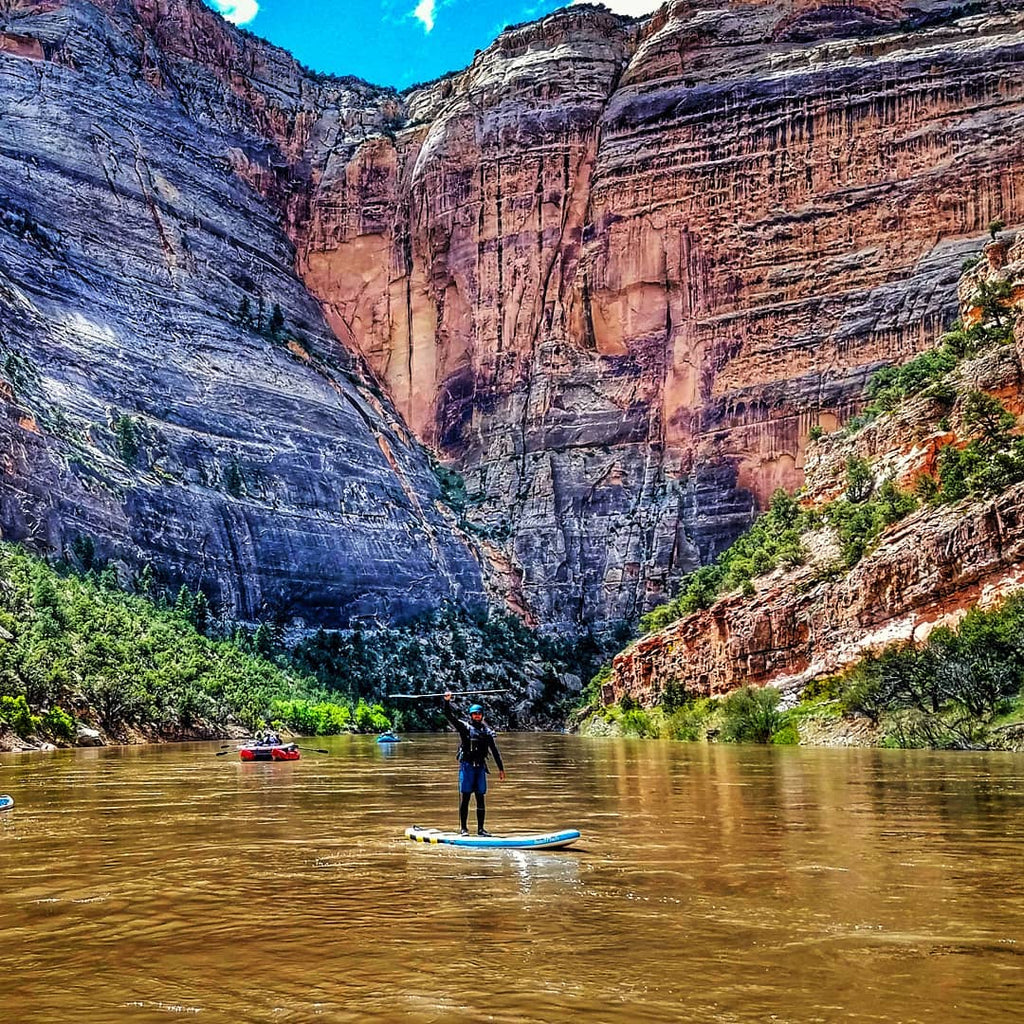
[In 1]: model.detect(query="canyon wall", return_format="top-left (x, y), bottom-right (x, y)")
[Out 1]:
top-left (0, 0), bottom-right (482, 626)
top-left (292, 0), bottom-right (1024, 632)
top-left (2, 0), bottom-right (1023, 634)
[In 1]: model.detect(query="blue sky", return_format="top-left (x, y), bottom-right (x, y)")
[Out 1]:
top-left (204, 1), bottom-right (657, 90)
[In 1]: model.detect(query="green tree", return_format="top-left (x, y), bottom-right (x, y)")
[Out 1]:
top-left (191, 591), bottom-right (210, 635)
top-left (972, 278), bottom-right (1014, 332)
top-left (174, 585), bottom-right (194, 620)
top-left (963, 391), bottom-right (1015, 443)
top-left (136, 563), bottom-right (156, 599)
top-left (267, 303), bottom-right (286, 339)
top-left (935, 393), bottom-right (1024, 501)
top-left (71, 534), bottom-right (97, 572)
top-left (113, 415), bottom-right (140, 465)
top-left (236, 295), bottom-right (253, 326)
top-left (660, 680), bottom-right (689, 714)
top-left (845, 456), bottom-right (874, 503)
top-left (253, 622), bottom-right (277, 657)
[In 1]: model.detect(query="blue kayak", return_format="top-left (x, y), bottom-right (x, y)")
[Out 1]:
top-left (376, 734), bottom-right (401, 743)
top-left (405, 826), bottom-right (580, 850)
top-left (0, 795), bottom-right (14, 812)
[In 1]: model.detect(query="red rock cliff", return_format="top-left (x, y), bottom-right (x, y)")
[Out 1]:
top-left (288, 0), bottom-right (1024, 632)
top-left (609, 234), bottom-right (1024, 705)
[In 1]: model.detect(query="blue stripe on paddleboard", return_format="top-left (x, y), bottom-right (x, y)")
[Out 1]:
top-left (0, 795), bottom-right (14, 811)
top-left (405, 827), bottom-right (579, 849)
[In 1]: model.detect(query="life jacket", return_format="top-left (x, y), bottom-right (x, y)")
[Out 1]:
top-left (458, 722), bottom-right (491, 765)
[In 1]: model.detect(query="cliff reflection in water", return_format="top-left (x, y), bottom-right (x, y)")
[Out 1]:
top-left (2, 734), bottom-right (1024, 1023)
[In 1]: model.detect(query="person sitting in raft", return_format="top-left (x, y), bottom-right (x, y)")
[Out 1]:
top-left (442, 691), bottom-right (505, 836)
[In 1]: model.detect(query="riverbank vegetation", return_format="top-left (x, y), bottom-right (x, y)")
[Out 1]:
top-left (582, 594), bottom-right (1024, 750)
top-left (289, 610), bottom-right (612, 731)
top-left (580, 686), bottom-right (794, 745)
top-left (0, 540), bottom-right (611, 747)
top-left (0, 542), bottom-right (386, 746)
top-left (826, 592), bottom-right (1024, 749)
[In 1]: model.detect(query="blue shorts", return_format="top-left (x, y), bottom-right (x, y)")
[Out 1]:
top-left (459, 763), bottom-right (487, 795)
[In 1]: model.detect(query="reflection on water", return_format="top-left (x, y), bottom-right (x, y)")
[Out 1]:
top-left (3, 736), bottom-right (1024, 1022)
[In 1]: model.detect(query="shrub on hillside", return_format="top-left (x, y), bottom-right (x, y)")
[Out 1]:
top-left (640, 490), bottom-right (814, 633)
top-left (113, 414), bottom-right (140, 464)
top-left (931, 392), bottom-right (1024, 502)
top-left (825, 461), bottom-right (917, 567)
top-left (719, 686), bottom-right (784, 744)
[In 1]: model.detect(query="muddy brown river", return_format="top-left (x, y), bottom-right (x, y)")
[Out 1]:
top-left (2, 735), bottom-right (1024, 1022)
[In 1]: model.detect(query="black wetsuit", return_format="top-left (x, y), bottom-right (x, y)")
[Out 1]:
top-left (442, 701), bottom-right (504, 834)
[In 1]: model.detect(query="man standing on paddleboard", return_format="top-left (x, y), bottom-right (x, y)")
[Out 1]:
top-left (442, 692), bottom-right (505, 836)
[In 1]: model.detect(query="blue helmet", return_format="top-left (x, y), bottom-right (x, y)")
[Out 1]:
top-left (468, 704), bottom-right (484, 715)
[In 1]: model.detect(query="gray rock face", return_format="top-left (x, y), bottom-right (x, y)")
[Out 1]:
top-left (75, 726), bottom-right (104, 747)
top-left (0, 0), bottom-right (482, 626)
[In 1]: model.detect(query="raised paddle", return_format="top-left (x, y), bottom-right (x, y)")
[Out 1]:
top-left (277, 730), bottom-right (329, 754)
top-left (387, 688), bottom-right (512, 700)
top-left (215, 738), bottom-right (259, 755)
top-left (215, 737), bottom-right (283, 756)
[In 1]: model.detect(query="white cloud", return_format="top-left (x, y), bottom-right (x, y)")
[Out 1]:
top-left (412, 0), bottom-right (435, 32)
top-left (208, 0), bottom-right (260, 26)
top-left (574, 0), bottom-right (660, 16)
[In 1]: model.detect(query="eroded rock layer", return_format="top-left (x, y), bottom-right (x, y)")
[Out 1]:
top-left (609, 236), bottom-right (1024, 703)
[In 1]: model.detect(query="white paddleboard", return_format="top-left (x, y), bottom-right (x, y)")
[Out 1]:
top-left (0, 795), bottom-right (14, 812)
top-left (405, 825), bottom-right (580, 849)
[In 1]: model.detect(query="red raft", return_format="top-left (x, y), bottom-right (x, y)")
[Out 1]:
top-left (239, 743), bottom-right (301, 762)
